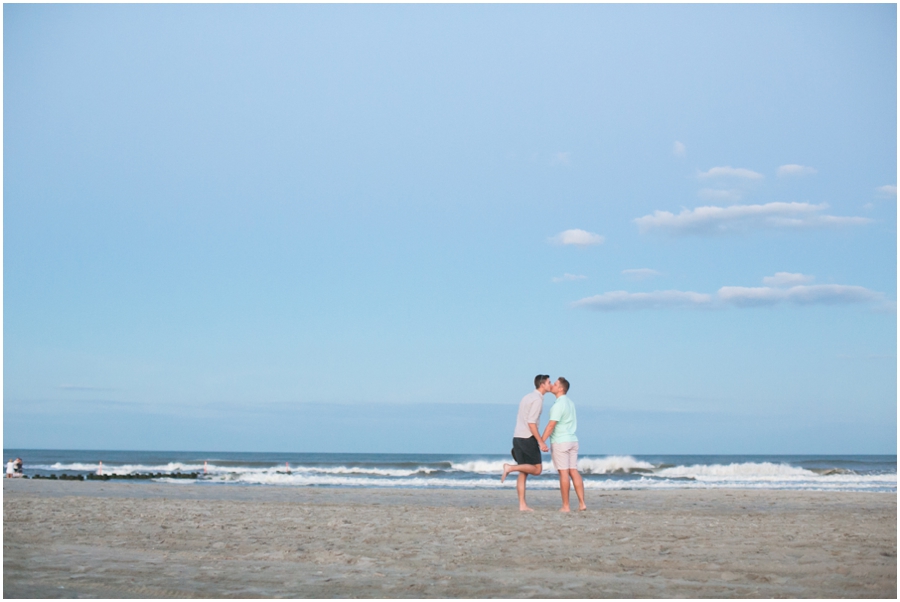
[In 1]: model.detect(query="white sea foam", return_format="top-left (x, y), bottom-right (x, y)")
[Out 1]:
top-left (454, 455), bottom-right (655, 475)
top-left (288, 466), bottom-right (438, 477)
top-left (201, 473), bottom-right (512, 489)
top-left (579, 455), bottom-right (655, 474)
top-left (161, 472), bottom-right (897, 492)
top-left (657, 462), bottom-right (819, 480)
top-left (450, 460), bottom-right (508, 473)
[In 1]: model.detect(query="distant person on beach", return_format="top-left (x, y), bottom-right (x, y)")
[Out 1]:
top-left (541, 377), bottom-right (587, 512)
top-left (14, 458), bottom-right (23, 477)
top-left (6, 459), bottom-right (13, 478)
top-left (501, 374), bottom-right (552, 511)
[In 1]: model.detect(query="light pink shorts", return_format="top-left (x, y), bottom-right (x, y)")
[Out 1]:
top-left (551, 442), bottom-right (579, 470)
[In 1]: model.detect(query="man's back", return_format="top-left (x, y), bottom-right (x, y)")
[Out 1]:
top-left (513, 390), bottom-right (543, 438)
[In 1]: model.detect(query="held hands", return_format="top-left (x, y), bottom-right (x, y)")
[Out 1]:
top-left (539, 440), bottom-right (549, 453)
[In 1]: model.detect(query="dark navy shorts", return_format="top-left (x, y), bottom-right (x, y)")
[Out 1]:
top-left (511, 436), bottom-right (542, 466)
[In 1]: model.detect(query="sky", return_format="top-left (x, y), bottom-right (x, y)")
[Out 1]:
top-left (3, 4), bottom-right (897, 454)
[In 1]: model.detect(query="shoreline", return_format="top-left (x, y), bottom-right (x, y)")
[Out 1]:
top-left (2, 477), bottom-right (898, 503)
top-left (4, 480), bottom-right (896, 598)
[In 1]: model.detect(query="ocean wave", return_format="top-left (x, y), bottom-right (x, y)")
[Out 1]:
top-left (579, 455), bottom-right (656, 474)
top-left (33, 462), bottom-right (440, 478)
top-left (657, 462), bottom-right (820, 479)
top-left (25, 456), bottom-right (896, 492)
top-left (283, 465), bottom-right (440, 477)
top-left (36, 462), bottom-right (206, 474)
top-left (450, 460), bottom-right (508, 473)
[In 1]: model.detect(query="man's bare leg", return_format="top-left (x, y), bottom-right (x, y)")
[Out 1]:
top-left (516, 473), bottom-right (534, 511)
top-left (558, 470), bottom-right (571, 512)
top-left (501, 462), bottom-right (541, 483)
top-left (568, 469), bottom-right (587, 510)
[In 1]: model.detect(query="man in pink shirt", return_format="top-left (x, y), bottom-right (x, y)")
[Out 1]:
top-left (501, 375), bottom-right (552, 511)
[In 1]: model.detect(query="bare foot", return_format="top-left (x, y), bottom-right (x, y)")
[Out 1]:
top-left (501, 464), bottom-right (510, 483)
top-left (578, 505), bottom-right (588, 511)
top-left (519, 506), bottom-right (534, 512)
top-left (559, 507), bottom-right (571, 513)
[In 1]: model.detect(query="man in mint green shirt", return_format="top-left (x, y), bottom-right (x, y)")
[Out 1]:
top-left (541, 377), bottom-right (587, 512)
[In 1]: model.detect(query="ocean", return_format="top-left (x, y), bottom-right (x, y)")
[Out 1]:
top-left (4, 450), bottom-right (895, 492)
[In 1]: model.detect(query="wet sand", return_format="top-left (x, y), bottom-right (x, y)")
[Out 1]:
top-left (3, 479), bottom-right (896, 598)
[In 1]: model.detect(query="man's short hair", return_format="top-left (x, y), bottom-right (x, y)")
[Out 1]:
top-left (557, 377), bottom-right (570, 393)
top-left (534, 374), bottom-right (550, 389)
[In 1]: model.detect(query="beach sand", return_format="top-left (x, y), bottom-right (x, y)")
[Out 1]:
top-left (3, 479), bottom-right (895, 598)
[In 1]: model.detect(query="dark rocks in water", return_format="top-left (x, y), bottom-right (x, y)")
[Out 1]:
top-left (31, 471), bottom-right (200, 481)
top-left (812, 468), bottom-right (854, 476)
top-left (80, 472), bottom-right (200, 481)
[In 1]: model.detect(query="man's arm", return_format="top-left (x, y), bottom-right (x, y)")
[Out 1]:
top-left (541, 421), bottom-right (557, 444)
top-left (528, 423), bottom-right (549, 452)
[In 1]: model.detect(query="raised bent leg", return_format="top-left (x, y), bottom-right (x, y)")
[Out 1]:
top-left (502, 462), bottom-right (542, 483)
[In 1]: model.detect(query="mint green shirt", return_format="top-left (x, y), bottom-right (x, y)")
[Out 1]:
top-left (548, 395), bottom-right (578, 444)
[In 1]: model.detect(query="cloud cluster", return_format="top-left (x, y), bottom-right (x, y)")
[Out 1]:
top-left (634, 202), bottom-right (872, 235)
top-left (552, 273), bottom-right (587, 283)
top-left (698, 166), bottom-right (764, 180)
top-left (574, 273), bottom-right (886, 311)
top-left (777, 164), bottom-right (818, 177)
top-left (550, 229), bottom-right (605, 246)
top-left (557, 154), bottom-right (886, 316)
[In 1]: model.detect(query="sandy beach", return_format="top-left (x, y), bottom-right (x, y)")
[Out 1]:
top-left (3, 479), bottom-right (895, 598)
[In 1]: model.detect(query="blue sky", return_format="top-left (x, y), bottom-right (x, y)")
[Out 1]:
top-left (4, 4), bottom-right (896, 454)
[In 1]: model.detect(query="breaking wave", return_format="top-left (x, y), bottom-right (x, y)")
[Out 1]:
top-left (21, 454), bottom-right (896, 492)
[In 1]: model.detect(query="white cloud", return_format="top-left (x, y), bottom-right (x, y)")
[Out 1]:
top-left (698, 188), bottom-right (743, 202)
top-left (634, 202), bottom-right (873, 235)
top-left (876, 185), bottom-right (897, 198)
top-left (551, 152), bottom-right (571, 165)
top-left (761, 272), bottom-right (815, 287)
top-left (777, 164), bottom-right (818, 177)
top-left (573, 290), bottom-right (713, 311)
top-left (550, 229), bottom-right (605, 246)
top-left (698, 166), bottom-right (764, 180)
top-left (59, 384), bottom-right (114, 391)
top-left (673, 141), bottom-right (686, 158)
top-left (552, 273), bottom-right (587, 283)
top-left (717, 284), bottom-right (882, 307)
top-left (574, 273), bottom-right (886, 311)
top-left (622, 268), bottom-right (661, 281)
